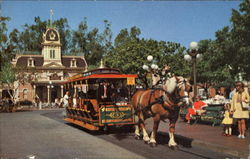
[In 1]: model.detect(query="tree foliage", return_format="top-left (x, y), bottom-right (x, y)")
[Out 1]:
top-left (197, 0), bottom-right (250, 85)
top-left (0, 62), bottom-right (15, 84)
top-left (70, 18), bottom-right (113, 67)
top-left (105, 26), bottom-right (188, 87)
top-left (0, 16), bottom-right (15, 69)
top-left (230, 0), bottom-right (250, 80)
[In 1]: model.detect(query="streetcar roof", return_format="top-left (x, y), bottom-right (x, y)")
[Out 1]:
top-left (63, 67), bottom-right (137, 84)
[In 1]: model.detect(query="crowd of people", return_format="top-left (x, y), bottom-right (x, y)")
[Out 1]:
top-left (61, 80), bottom-right (129, 109)
top-left (185, 81), bottom-right (250, 139)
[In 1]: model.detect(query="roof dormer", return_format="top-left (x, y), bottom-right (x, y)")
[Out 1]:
top-left (28, 57), bottom-right (34, 67)
top-left (70, 58), bottom-right (77, 68)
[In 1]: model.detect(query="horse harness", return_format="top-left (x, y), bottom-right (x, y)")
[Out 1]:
top-left (140, 88), bottom-right (182, 115)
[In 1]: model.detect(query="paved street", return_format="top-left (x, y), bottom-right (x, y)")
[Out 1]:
top-left (0, 109), bottom-right (236, 159)
top-left (0, 110), bottom-right (144, 159)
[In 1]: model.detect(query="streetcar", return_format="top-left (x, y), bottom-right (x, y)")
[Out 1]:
top-left (63, 67), bottom-right (137, 131)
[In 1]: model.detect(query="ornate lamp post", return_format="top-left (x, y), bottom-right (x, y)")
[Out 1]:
top-left (48, 81), bottom-right (54, 105)
top-left (184, 41), bottom-right (202, 101)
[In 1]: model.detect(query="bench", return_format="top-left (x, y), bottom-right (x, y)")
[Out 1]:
top-left (180, 106), bottom-right (224, 126)
top-left (194, 106), bottom-right (224, 126)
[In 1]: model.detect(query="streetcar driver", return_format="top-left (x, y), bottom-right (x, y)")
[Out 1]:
top-left (98, 80), bottom-right (111, 103)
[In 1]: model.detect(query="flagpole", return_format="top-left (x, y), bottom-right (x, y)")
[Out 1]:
top-left (50, 9), bottom-right (53, 27)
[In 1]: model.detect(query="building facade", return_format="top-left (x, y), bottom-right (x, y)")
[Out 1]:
top-left (10, 27), bottom-right (88, 103)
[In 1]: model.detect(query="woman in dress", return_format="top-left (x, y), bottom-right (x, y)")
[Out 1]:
top-left (231, 81), bottom-right (250, 139)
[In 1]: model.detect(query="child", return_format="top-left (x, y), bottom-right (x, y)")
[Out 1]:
top-left (222, 103), bottom-right (233, 136)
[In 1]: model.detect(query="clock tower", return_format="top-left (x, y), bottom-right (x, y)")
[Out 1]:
top-left (41, 27), bottom-right (63, 67)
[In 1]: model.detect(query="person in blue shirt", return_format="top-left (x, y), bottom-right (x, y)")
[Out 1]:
top-left (229, 86), bottom-right (235, 100)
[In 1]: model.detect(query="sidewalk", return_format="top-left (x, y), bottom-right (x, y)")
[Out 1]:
top-left (146, 119), bottom-right (250, 158)
top-left (13, 106), bottom-right (64, 112)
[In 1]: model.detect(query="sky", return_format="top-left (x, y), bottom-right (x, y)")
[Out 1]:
top-left (2, 0), bottom-right (241, 47)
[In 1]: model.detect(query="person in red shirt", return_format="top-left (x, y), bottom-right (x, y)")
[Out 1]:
top-left (185, 96), bottom-right (208, 124)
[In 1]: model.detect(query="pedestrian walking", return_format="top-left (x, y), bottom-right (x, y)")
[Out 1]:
top-left (63, 91), bottom-right (70, 107)
top-left (230, 81), bottom-right (250, 139)
top-left (222, 103), bottom-right (233, 136)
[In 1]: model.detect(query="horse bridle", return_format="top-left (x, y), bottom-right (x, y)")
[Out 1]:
top-left (173, 78), bottom-right (189, 103)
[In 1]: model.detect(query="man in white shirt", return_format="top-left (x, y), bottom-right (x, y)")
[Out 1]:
top-left (63, 91), bottom-right (70, 107)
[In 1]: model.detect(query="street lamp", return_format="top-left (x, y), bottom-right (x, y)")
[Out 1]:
top-left (143, 55), bottom-right (159, 71)
top-left (184, 41), bottom-right (202, 101)
top-left (48, 81), bottom-right (54, 105)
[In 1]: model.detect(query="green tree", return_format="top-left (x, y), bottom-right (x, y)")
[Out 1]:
top-left (71, 18), bottom-right (111, 67)
top-left (10, 17), bottom-right (70, 54)
top-left (53, 18), bottom-right (71, 54)
top-left (18, 17), bottom-right (47, 52)
top-left (0, 62), bottom-right (16, 102)
top-left (196, 0), bottom-right (250, 85)
top-left (71, 18), bottom-right (88, 55)
top-left (230, 0), bottom-right (250, 80)
top-left (0, 62), bottom-right (15, 85)
top-left (0, 16), bottom-right (15, 70)
top-left (197, 39), bottom-right (234, 88)
top-left (101, 20), bottom-right (113, 55)
top-left (106, 26), bottom-right (187, 87)
top-left (8, 29), bottom-right (22, 53)
top-left (0, 63), bottom-right (38, 104)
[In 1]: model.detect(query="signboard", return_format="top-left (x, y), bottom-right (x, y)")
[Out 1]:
top-left (127, 77), bottom-right (135, 85)
top-left (100, 106), bottom-right (134, 124)
top-left (67, 74), bottom-right (83, 81)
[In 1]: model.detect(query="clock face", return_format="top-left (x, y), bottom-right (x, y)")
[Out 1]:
top-left (46, 29), bottom-right (59, 41)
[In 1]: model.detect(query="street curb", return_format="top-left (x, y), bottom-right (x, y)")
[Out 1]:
top-left (158, 131), bottom-right (249, 158)
top-left (15, 107), bottom-right (64, 111)
top-left (191, 138), bottom-right (249, 158)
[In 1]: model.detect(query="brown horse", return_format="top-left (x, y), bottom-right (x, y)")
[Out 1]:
top-left (132, 76), bottom-right (190, 148)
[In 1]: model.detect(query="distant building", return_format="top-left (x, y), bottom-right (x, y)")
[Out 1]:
top-left (9, 27), bottom-right (87, 103)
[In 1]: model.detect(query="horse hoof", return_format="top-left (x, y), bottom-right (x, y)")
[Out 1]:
top-left (150, 143), bottom-right (157, 147)
top-left (169, 146), bottom-right (175, 150)
top-left (135, 135), bottom-right (141, 140)
top-left (144, 140), bottom-right (150, 144)
top-left (169, 145), bottom-right (179, 150)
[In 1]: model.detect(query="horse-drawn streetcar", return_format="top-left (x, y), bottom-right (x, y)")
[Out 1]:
top-left (63, 67), bottom-right (137, 131)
